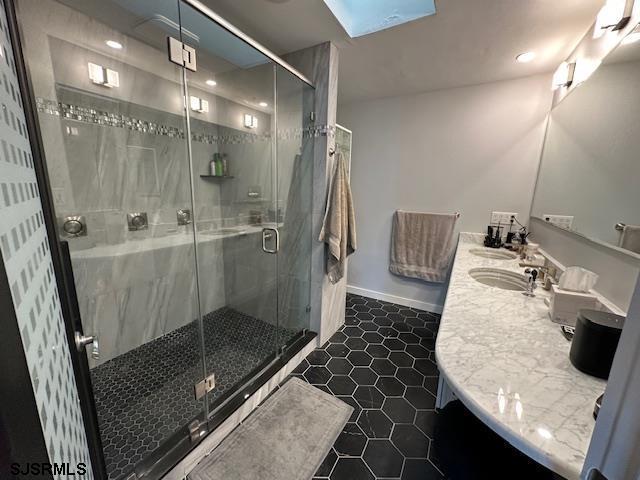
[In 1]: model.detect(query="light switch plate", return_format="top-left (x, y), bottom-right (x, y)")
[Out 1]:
top-left (490, 211), bottom-right (518, 225)
top-left (543, 214), bottom-right (574, 230)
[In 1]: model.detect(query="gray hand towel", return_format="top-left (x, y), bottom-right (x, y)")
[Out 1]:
top-left (389, 210), bottom-right (457, 283)
top-left (619, 225), bottom-right (640, 254)
top-left (319, 151), bottom-right (356, 284)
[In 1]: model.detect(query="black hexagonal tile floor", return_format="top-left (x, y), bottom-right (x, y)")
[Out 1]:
top-left (370, 359), bottom-right (397, 376)
top-left (349, 367), bottom-right (378, 386)
top-left (307, 350), bottom-right (331, 366)
top-left (365, 344), bottom-right (390, 359)
top-left (329, 331), bottom-right (348, 343)
top-left (392, 424), bottom-right (429, 457)
top-left (406, 344), bottom-right (430, 359)
top-left (304, 366), bottom-right (332, 385)
top-left (405, 387), bottom-right (436, 410)
top-left (414, 359), bottom-right (439, 376)
top-left (363, 440), bottom-right (404, 477)
top-left (315, 448), bottom-right (338, 477)
top-left (375, 377), bottom-right (405, 397)
top-left (362, 332), bottom-right (384, 344)
top-left (357, 409), bottom-right (393, 438)
top-left (91, 307), bottom-right (299, 480)
top-left (327, 358), bottom-right (354, 375)
top-left (334, 423), bottom-right (367, 456)
top-left (401, 459), bottom-right (443, 480)
top-left (347, 351), bottom-right (373, 367)
top-left (309, 294), bottom-right (555, 480)
top-left (326, 343), bottom-right (350, 358)
top-left (396, 368), bottom-right (424, 386)
top-left (327, 375), bottom-right (358, 396)
top-left (389, 351), bottom-right (414, 368)
top-left (353, 386), bottom-right (385, 409)
top-left (329, 458), bottom-right (373, 480)
top-left (382, 397), bottom-right (416, 423)
top-left (345, 337), bottom-right (368, 351)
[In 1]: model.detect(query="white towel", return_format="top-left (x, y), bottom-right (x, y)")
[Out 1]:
top-left (389, 211), bottom-right (458, 283)
top-left (619, 225), bottom-right (640, 254)
top-left (319, 152), bottom-right (356, 284)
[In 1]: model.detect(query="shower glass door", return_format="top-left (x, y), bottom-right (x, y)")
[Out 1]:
top-left (179, 1), bottom-right (281, 411)
top-left (15, 0), bottom-right (208, 478)
top-left (16, 0), bottom-right (314, 477)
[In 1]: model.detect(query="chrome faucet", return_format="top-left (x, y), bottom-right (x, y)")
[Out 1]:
top-left (523, 268), bottom-right (538, 297)
top-left (519, 263), bottom-right (558, 290)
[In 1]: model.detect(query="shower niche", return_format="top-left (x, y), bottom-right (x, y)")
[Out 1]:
top-left (15, 0), bottom-right (315, 478)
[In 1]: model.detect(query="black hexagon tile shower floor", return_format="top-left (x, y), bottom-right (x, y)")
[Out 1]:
top-left (293, 294), bottom-right (561, 480)
top-left (91, 307), bottom-right (297, 480)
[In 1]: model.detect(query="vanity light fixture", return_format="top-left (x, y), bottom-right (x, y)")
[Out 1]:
top-left (88, 62), bottom-right (119, 88)
top-left (244, 113), bottom-right (258, 129)
top-left (206, 79), bottom-right (217, 86)
top-left (258, 101), bottom-right (268, 107)
top-left (551, 62), bottom-right (575, 90)
top-left (190, 95), bottom-right (209, 113)
top-left (105, 40), bottom-right (123, 50)
top-left (593, 0), bottom-right (630, 38)
top-left (515, 51), bottom-right (536, 63)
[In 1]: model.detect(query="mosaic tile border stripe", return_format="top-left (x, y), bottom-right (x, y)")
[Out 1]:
top-left (36, 98), bottom-right (335, 144)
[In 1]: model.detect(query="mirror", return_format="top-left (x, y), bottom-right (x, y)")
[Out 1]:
top-left (531, 23), bottom-right (640, 257)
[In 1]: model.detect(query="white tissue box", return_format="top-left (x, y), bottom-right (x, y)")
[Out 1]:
top-left (550, 284), bottom-right (597, 326)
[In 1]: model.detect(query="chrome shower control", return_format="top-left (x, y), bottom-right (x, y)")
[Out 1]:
top-left (61, 215), bottom-right (87, 237)
top-left (127, 212), bottom-right (148, 231)
top-left (177, 209), bottom-right (192, 226)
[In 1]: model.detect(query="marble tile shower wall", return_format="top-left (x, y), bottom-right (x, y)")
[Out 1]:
top-left (0, 0), bottom-right (93, 474)
top-left (19, 0), bottom-right (315, 367)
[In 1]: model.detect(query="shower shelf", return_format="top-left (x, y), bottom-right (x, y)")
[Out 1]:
top-left (200, 175), bottom-right (234, 179)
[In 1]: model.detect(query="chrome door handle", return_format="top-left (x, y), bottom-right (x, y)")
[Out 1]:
top-left (261, 227), bottom-right (279, 254)
top-left (75, 332), bottom-right (95, 351)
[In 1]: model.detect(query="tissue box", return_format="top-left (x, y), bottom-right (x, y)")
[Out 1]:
top-left (550, 284), bottom-right (598, 326)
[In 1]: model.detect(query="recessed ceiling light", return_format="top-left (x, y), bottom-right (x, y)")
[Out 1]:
top-left (259, 101), bottom-right (268, 107)
top-left (516, 52), bottom-right (536, 63)
top-left (206, 79), bottom-right (217, 86)
top-left (105, 40), bottom-right (123, 50)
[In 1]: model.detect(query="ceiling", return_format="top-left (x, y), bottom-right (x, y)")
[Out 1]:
top-left (202, 0), bottom-right (604, 105)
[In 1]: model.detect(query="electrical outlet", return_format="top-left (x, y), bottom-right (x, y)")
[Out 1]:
top-left (490, 211), bottom-right (518, 225)
top-left (543, 214), bottom-right (574, 230)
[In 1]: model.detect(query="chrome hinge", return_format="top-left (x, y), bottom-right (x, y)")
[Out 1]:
top-left (168, 37), bottom-right (197, 72)
top-left (194, 373), bottom-right (215, 400)
top-left (188, 419), bottom-right (204, 443)
top-left (310, 111), bottom-right (316, 122)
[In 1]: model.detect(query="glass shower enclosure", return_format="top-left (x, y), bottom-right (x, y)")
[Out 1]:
top-left (14, 0), bottom-right (315, 478)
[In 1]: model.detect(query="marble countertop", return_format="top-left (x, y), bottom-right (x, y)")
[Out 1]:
top-left (435, 233), bottom-right (606, 479)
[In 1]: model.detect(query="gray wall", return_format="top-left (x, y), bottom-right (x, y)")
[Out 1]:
top-left (530, 218), bottom-right (640, 312)
top-left (532, 59), bottom-right (640, 247)
top-left (338, 74), bottom-right (552, 312)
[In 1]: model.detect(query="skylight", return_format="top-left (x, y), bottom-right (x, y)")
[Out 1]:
top-left (323, 0), bottom-right (436, 38)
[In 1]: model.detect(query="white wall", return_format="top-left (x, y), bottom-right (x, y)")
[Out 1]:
top-left (338, 74), bottom-right (552, 312)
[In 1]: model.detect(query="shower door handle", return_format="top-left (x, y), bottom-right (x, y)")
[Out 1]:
top-left (262, 227), bottom-right (279, 254)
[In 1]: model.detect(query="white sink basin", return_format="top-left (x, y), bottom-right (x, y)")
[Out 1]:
top-left (468, 267), bottom-right (528, 291)
top-left (469, 248), bottom-right (517, 260)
